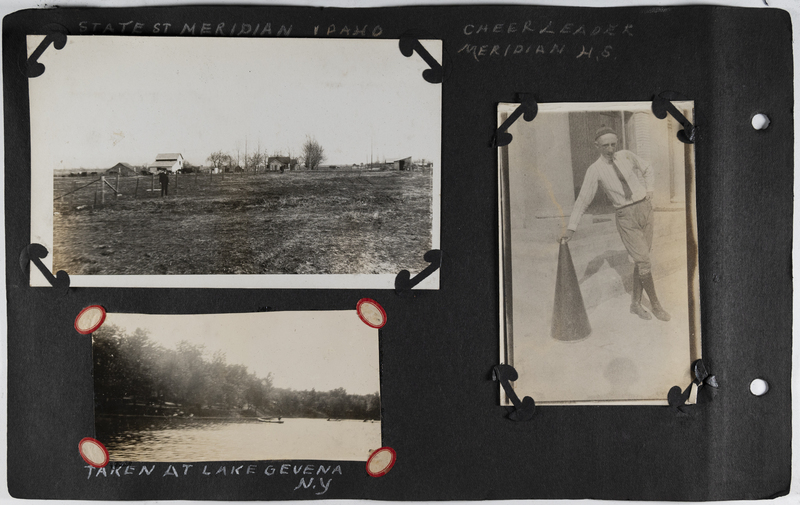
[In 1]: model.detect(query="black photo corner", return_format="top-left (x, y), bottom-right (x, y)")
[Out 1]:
top-left (2, 0), bottom-right (795, 502)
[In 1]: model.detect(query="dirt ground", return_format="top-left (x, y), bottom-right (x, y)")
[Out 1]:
top-left (52, 170), bottom-right (433, 275)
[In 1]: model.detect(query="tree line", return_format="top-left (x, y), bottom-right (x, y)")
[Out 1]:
top-left (92, 325), bottom-right (379, 420)
top-left (206, 135), bottom-right (326, 172)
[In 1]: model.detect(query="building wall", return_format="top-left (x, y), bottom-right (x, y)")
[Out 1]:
top-left (625, 111), bottom-right (678, 208)
top-left (507, 110), bottom-right (686, 231)
top-left (505, 112), bottom-right (575, 231)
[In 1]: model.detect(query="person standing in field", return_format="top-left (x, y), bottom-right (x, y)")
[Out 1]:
top-left (158, 169), bottom-right (169, 197)
top-left (561, 126), bottom-right (671, 322)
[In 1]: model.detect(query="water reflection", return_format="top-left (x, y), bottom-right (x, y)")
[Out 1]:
top-left (96, 416), bottom-right (381, 462)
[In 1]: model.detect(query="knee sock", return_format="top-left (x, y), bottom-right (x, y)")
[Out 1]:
top-left (632, 265), bottom-right (643, 305)
top-left (641, 273), bottom-right (661, 307)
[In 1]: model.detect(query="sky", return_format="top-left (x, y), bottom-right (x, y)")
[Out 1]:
top-left (28, 36), bottom-right (441, 169)
top-left (102, 310), bottom-right (380, 395)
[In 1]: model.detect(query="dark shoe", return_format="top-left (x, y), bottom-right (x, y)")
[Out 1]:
top-left (630, 303), bottom-right (652, 320)
top-left (651, 303), bottom-right (671, 322)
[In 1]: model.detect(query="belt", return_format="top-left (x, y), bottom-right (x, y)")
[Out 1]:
top-left (616, 198), bottom-right (647, 210)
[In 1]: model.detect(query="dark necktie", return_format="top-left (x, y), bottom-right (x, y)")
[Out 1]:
top-left (610, 158), bottom-right (633, 200)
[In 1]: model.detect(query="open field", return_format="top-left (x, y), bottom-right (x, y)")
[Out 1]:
top-left (52, 170), bottom-right (433, 275)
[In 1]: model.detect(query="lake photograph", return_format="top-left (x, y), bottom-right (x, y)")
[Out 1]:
top-left (92, 310), bottom-right (381, 462)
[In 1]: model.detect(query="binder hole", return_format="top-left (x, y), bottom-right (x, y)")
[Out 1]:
top-left (751, 113), bottom-right (770, 130)
top-left (749, 378), bottom-right (769, 396)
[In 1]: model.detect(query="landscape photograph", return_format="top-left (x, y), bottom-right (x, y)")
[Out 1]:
top-left (28, 36), bottom-right (441, 288)
top-left (92, 310), bottom-right (381, 462)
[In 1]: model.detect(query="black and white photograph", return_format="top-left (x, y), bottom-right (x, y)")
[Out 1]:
top-left (92, 310), bottom-right (381, 462)
top-left (28, 36), bottom-right (441, 288)
top-left (498, 102), bottom-right (700, 405)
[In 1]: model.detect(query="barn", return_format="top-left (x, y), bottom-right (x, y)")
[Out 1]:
top-left (105, 162), bottom-right (136, 177)
top-left (393, 157), bottom-right (413, 171)
top-left (148, 153), bottom-right (184, 174)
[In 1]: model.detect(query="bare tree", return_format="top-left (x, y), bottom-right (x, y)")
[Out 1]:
top-left (207, 151), bottom-right (234, 172)
top-left (224, 154), bottom-right (237, 172)
top-left (300, 136), bottom-right (326, 170)
top-left (233, 143), bottom-right (242, 170)
top-left (247, 151), bottom-right (266, 172)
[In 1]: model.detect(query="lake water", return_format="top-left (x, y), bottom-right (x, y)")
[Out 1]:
top-left (97, 417), bottom-right (381, 462)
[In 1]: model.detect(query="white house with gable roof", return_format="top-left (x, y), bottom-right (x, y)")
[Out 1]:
top-left (148, 153), bottom-right (184, 174)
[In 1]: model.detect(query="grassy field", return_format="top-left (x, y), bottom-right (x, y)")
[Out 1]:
top-left (52, 170), bottom-right (433, 275)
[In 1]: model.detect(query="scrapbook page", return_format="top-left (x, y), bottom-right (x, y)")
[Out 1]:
top-left (3, 2), bottom-right (794, 502)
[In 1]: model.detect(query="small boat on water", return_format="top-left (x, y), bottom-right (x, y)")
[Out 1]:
top-left (257, 417), bottom-right (284, 424)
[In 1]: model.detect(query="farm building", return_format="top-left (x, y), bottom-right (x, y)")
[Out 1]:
top-left (393, 157), bottom-right (413, 171)
top-left (53, 168), bottom-right (93, 177)
top-left (148, 153), bottom-right (184, 174)
top-left (105, 162), bottom-right (136, 176)
top-left (267, 156), bottom-right (299, 171)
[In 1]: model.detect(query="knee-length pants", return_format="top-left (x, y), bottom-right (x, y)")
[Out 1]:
top-left (615, 199), bottom-right (654, 276)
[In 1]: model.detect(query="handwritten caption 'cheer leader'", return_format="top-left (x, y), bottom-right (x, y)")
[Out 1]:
top-left (457, 19), bottom-right (634, 62)
top-left (84, 462), bottom-right (344, 496)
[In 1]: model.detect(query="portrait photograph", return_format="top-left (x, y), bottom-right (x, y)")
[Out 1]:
top-left (498, 101), bottom-right (700, 405)
top-left (28, 36), bottom-right (441, 289)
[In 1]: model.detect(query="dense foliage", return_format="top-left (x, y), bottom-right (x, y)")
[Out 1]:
top-left (93, 325), bottom-right (380, 420)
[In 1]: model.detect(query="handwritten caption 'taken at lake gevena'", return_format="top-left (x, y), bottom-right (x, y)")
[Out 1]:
top-left (84, 462), bottom-right (344, 496)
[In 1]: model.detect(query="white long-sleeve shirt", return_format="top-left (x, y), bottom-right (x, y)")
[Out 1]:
top-left (567, 150), bottom-right (654, 231)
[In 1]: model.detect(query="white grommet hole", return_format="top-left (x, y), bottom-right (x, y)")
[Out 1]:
top-left (749, 378), bottom-right (769, 396)
top-left (751, 113), bottom-right (770, 130)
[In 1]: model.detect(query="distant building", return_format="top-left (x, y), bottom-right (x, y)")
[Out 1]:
top-left (53, 168), bottom-right (93, 177)
top-left (267, 156), bottom-right (298, 171)
top-left (393, 157), bottom-right (413, 171)
top-left (105, 162), bottom-right (136, 177)
top-left (148, 153), bottom-right (184, 174)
